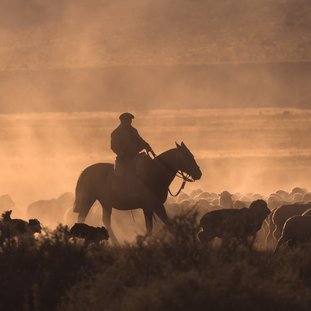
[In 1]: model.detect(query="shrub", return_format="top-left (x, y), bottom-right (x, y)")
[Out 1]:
top-left (0, 225), bottom-right (112, 311)
top-left (1, 213), bottom-right (311, 311)
top-left (61, 213), bottom-right (311, 311)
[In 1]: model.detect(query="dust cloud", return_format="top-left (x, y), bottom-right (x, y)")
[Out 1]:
top-left (1, 109), bottom-right (311, 231)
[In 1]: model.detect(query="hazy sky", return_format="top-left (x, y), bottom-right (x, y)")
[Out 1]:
top-left (0, 0), bottom-right (310, 112)
top-left (0, 0), bottom-right (310, 69)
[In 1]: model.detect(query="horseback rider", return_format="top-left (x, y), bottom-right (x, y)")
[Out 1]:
top-left (111, 112), bottom-right (153, 177)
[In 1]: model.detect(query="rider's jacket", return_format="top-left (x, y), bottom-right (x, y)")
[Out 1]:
top-left (111, 124), bottom-right (150, 159)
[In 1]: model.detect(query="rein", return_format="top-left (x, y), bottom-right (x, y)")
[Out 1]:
top-left (168, 170), bottom-right (194, 197)
top-left (149, 150), bottom-right (194, 197)
top-left (168, 179), bottom-right (187, 197)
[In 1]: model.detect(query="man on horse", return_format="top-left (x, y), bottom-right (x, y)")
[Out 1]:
top-left (111, 112), bottom-right (153, 179)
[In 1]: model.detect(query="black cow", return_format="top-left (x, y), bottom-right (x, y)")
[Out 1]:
top-left (69, 223), bottom-right (109, 244)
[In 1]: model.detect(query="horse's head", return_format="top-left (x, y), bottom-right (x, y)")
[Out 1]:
top-left (175, 142), bottom-right (202, 181)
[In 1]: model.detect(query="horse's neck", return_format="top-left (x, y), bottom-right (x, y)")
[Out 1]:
top-left (154, 149), bottom-right (179, 186)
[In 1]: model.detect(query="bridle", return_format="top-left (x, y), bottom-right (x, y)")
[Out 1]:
top-left (148, 150), bottom-right (195, 197)
top-left (168, 171), bottom-right (195, 197)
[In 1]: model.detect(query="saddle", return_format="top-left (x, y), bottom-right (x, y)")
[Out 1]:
top-left (114, 153), bottom-right (151, 178)
top-left (112, 153), bottom-right (152, 197)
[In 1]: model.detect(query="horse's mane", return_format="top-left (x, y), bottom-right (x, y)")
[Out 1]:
top-left (153, 148), bottom-right (177, 162)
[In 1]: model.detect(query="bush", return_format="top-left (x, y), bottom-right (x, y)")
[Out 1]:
top-left (0, 225), bottom-right (113, 311)
top-left (1, 213), bottom-right (311, 311)
top-left (61, 213), bottom-right (311, 311)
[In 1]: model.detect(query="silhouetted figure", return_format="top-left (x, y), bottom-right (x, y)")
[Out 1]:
top-left (74, 142), bottom-right (202, 244)
top-left (111, 112), bottom-right (153, 177)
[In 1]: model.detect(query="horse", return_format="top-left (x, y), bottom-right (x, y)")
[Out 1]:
top-left (73, 142), bottom-right (202, 243)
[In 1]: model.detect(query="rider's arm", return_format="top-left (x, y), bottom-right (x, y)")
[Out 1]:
top-left (132, 128), bottom-right (152, 151)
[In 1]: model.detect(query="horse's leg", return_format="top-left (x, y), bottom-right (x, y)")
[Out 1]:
top-left (154, 204), bottom-right (169, 225)
top-left (100, 202), bottom-right (119, 245)
top-left (77, 197), bottom-right (96, 223)
top-left (143, 209), bottom-right (153, 235)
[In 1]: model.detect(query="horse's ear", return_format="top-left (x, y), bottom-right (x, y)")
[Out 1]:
top-left (175, 142), bottom-right (181, 148)
top-left (181, 142), bottom-right (189, 150)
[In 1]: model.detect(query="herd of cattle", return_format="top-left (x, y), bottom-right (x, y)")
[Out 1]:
top-left (1, 186), bottom-right (311, 250)
top-left (169, 187), bottom-right (311, 250)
